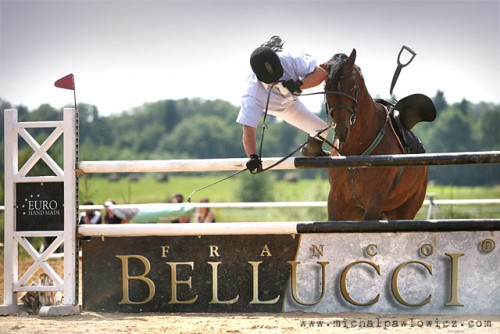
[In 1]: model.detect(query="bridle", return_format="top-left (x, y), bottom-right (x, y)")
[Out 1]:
top-left (324, 69), bottom-right (360, 127)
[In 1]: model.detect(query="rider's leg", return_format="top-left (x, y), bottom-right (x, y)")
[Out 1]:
top-left (269, 100), bottom-right (329, 156)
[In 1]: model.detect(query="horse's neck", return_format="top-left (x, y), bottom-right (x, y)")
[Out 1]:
top-left (342, 92), bottom-right (386, 155)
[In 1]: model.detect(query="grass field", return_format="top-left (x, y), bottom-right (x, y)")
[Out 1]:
top-left (78, 173), bottom-right (500, 204)
top-left (0, 174), bottom-right (498, 258)
top-left (76, 173), bottom-right (500, 222)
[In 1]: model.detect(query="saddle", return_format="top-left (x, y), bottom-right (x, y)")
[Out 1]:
top-left (376, 94), bottom-right (436, 154)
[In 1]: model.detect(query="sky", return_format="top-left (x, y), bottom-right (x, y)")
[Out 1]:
top-left (1, 0), bottom-right (499, 116)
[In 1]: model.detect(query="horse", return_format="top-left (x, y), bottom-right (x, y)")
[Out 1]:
top-left (322, 49), bottom-right (434, 221)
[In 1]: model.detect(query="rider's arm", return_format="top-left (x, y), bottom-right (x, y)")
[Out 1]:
top-left (242, 125), bottom-right (257, 157)
top-left (300, 66), bottom-right (328, 90)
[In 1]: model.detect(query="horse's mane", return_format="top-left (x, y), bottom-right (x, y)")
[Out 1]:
top-left (326, 53), bottom-right (348, 82)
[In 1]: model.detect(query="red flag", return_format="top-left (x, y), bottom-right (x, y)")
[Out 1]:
top-left (54, 73), bottom-right (75, 90)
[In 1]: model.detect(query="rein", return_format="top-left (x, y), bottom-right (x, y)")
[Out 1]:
top-left (187, 82), bottom-right (313, 201)
top-left (187, 75), bottom-right (360, 201)
top-left (255, 82), bottom-right (320, 173)
top-left (189, 49), bottom-right (414, 201)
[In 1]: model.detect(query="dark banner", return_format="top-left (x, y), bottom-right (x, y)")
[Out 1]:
top-left (16, 182), bottom-right (64, 231)
top-left (82, 235), bottom-right (300, 313)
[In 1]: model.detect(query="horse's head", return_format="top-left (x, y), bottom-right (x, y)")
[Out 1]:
top-left (322, 49), bottom-right (361, 143)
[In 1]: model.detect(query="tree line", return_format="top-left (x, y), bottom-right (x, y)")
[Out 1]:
top-left (0, 90), bottom-right (498, 193)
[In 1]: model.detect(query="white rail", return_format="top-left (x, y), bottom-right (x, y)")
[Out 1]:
top-left (1, 199), bottom-right (499, 212)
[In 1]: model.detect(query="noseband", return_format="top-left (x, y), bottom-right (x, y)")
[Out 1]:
top-left (325, 70), bottom-right (359, 126)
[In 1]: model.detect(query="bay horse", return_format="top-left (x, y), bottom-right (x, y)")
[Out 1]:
top-left (322, 49), bottom-right (431, 221)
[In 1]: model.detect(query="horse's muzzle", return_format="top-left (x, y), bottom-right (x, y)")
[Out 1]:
top-left (335, 126), bottom-right (350, 142)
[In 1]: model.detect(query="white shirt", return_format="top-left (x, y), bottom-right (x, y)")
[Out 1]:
top-left (236, 49), bottom-right (318, 128)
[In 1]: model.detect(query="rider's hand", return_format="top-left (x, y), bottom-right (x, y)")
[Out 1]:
top-left (246, 154), bottom-right (263, 174)
top-left (283, 79), bottom-right (303, 94)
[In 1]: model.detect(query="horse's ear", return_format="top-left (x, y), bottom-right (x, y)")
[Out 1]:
top-left (345, 48), bottom-right (356, 70)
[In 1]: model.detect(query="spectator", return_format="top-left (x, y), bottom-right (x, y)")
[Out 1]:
top-left (171, 193), bottom-right (184, 204)
top-left (193, 198), bottom-right (216, 223)
top-left (79, 200), bottom-right (102, 224)
top-left (103, 200), bottom-right (127, 224)
top-left (171, 193), bottom-right (190, 223)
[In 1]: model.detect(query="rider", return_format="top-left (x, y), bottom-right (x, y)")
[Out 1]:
top-left (236, 36), bottom-right (330, 173)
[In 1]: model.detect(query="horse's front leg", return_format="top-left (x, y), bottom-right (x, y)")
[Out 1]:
top-left (328, 188), bottom-right (364, 221)
top-left (327, 188), bottom-right (336, 220)
top-left (363, 197), bottom-right (385, 220)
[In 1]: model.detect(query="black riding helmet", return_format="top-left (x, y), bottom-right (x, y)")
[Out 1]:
top-left (250, 47), bottom-right (284, 84)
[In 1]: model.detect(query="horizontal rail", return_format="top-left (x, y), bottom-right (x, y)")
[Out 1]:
top-left (78, 219), bottom-right (500, 236)
top-left (79, 199), bottom-right (500, 210)
top-left (78, 158), bottom-right (259, 174)
top-left (296, 151), bottom-right (500, 168)
top-left (79, 222), bottom-right (298, 236)
top-left (14, 121), bottom-right (63, 129)
top-left (297, 219), bottom-right (500, 233)
top-left (76, 151), bottom-right (500, 174)
top-left (1, 199), bottom-right (497, 212)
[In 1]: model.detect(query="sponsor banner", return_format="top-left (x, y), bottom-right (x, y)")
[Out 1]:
top-left (81, 231), bottom-right (499, 315)
top-left (283, 231), bottom-right (500, 315)
top-left (16, 182), bottom-right (64, 231)
top-left (82, 235), bottom-right (299, 312)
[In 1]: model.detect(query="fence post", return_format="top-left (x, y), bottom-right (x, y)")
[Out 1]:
top-left (0, 108), bottom-right (80, 316)
top-left (1, 109), bottom-right (19, 313)
top-left (40, 108), bottom-right (80, 316)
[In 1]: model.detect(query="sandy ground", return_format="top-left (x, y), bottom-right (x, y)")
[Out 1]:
top-left (2, 312), bottom-right (500, 334)
top-left (1, 257), bottom-right (499, 334)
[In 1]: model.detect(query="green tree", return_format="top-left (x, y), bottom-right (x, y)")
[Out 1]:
top-left (477, 107), bottom-right (500, 149)
top-left (432, 90), bottom-right (448, 113)
top-left (159, 116), bottom-right (240, 158)
top-left (27, 104), bottom-right (61, 121)
top-left (426, 107), bottom-right (472, 153)
top-left (237, 172), bottom-right (274, 202)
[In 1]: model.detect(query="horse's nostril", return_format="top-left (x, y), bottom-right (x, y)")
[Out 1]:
top-left (336, 127), bottom-right (349, 142)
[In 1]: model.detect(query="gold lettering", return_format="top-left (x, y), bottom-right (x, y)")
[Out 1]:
top-left (161, 245), bottom-right (170, 258)
top-left (209, 245), bottom-right (220, 257)
top-left (445, 253), bottom-right (464, 306)
top-left (208, 262), bottom-right (239, 304)
top-left (260, 244), bottom-right (272, 257)
top-left (340, 261), bottom-right (380, 306)
top-left (248, 261), bottom-right (279, 304)
top-left (167, 262), bottom-right (198, 304)
top-left (420, 244), bottom-right (434, 257)
top-left (312, 244), bottom-right (324, 257)
top-left (366, 244), bottom-right (378, 257)
top-left (116, 255), bottom-right (155, 305)
top-left (288, 261), bottom-right (328, 305)
top-left (391, 260), bottom-right (432, 307)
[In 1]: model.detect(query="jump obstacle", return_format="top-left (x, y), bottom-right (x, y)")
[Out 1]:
top-left (1, 108), bottom-right (500, 316)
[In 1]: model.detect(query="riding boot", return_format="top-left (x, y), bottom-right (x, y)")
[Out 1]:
top-left (301, 136), bottom-right (329, 157)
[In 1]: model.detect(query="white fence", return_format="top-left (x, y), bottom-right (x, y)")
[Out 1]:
top-left (2, 107), bottom-right (499, 316)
